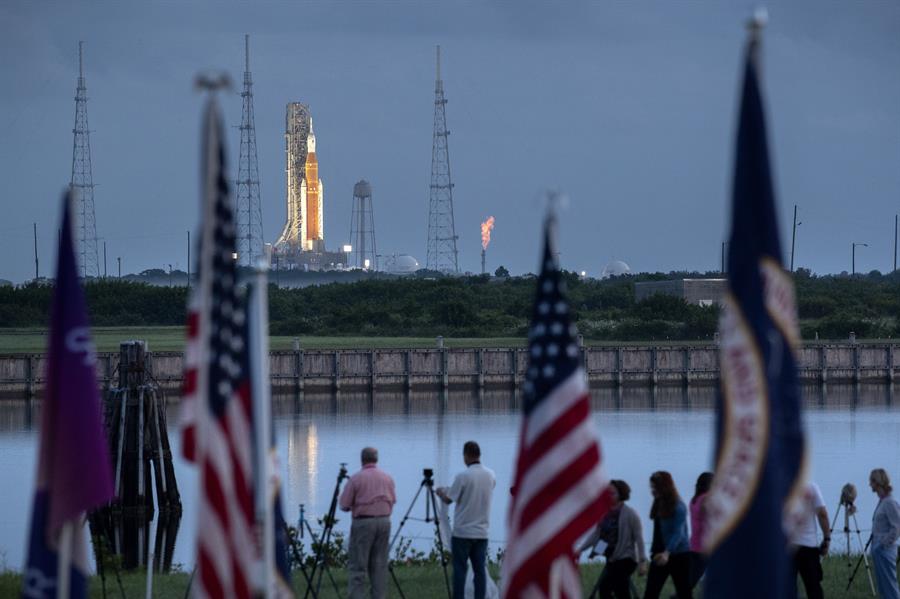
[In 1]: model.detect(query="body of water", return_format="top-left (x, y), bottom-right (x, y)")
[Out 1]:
top-left (0, 384), bottom-right (897, 571)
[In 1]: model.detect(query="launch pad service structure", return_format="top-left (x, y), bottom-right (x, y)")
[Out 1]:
top-left (275, 103), bottom-right (345, 270)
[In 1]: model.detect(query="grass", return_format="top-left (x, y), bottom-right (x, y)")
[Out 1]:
top-left (0, 326), bottom-right (734, 354)
top-left (0, 557), bottom-right (892, 598)
top-left (0, 327), bottom-right (532, 353)
top-left (1, 325), bottom-right (891, 354)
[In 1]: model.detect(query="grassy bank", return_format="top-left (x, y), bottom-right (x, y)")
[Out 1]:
top-left (1, 556), bottom-right (891, 597)
top-left (0, 327), bottom-right (728, 354)
top-left (0, 327), bottom-right (532, 353)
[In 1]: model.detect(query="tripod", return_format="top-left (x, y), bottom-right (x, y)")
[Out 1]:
top-left (830, 496), bottom-right (876, 596)
top-left (303, 464), bottom-right (349, 599)
top-left (285, 503), bottom-right (338, 599)
top-left (387, 468), bottom-right (452, 599)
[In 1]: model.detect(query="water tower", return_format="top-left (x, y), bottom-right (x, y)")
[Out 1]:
top-left (349, 180), bottom-right (377, 270)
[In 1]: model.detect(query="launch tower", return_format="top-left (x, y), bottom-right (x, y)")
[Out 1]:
top-left (425, 45), bottom-right (459, 273)
top-left (70, 42), bottom-right (101, 278)
top-left (276, 103), bottom-right (325, 253)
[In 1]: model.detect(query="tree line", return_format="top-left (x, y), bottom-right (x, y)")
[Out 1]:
top-left (1, 267), bottom-right (898, 341)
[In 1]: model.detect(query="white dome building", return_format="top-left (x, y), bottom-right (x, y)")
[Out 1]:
top-left (383, 254), bottom-right (420, 275)
top-left (600, 259), bottom-right (631, 279)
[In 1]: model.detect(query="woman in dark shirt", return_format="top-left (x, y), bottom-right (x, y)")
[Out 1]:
top-left (643, 471), bottom-right (692, 599)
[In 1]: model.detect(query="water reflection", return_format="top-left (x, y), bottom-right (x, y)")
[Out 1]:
top-left (0, 384), bottom-right (897, 571)
top-left (287, 421), bottom-right (319, 510)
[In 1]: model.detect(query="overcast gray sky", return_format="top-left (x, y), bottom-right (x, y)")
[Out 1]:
top-left (1, 1), bottom-right (899, 283)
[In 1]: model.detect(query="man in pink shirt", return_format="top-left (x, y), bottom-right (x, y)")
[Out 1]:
top-left (339, 447), bottom-right (396, 599)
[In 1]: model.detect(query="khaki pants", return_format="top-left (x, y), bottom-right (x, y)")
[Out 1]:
top-left (347, 516), bottom-right (391, 599)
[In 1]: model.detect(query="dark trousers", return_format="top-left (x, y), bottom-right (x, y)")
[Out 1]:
top-left (687, 551), bottom-right (707, 590)
top-left (793, 546), bottom-right (823, 599)
top-left (643, 552), bottom-right (692, 599)
top-left (452, 536), bottom-right (487, 599)
top-left (595, 558), bottom-right (637, 599)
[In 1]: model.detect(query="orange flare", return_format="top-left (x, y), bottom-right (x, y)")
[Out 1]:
top-left (481, 216), bottom-right (495, 250)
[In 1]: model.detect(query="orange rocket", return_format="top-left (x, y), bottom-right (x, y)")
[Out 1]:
top-left (303, 122), bottom-right (323, 248)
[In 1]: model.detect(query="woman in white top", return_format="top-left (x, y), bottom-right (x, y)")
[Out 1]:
top-left (870, 468), bottom-right (900, 599)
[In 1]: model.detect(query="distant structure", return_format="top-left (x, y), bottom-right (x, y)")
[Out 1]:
top-left (382, 254), bottom-right (420, 275)
top-left (634, 279), bottom-right (726, 307)
top-left (600, 260), bottom-right (632, 279)
top-left (70, 42), bottom-right (100, 278)
top-left (275, 104), bottom-right (343, 270)
top-left (349, 180), bottom-right (377, 270)
top-left (425, 45), bottom-right (459, 273)
top-left (235, 34), bottom-right (264, 267)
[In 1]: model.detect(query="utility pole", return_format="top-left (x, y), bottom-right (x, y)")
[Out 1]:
top-left (790, 204), bottom-right (798, 272)
top-left (33, 223), bottom-right (38, 280)
top-left (103, 241), bottom-right (107, 278)
top-left (117, 256), bottom-right (121, 279)
top-left (894, 215), bottom-right (897, 272)
top-left (721, 241), bottom-right (726, 274)
top-left (187, 230), bottom-right (191, 288)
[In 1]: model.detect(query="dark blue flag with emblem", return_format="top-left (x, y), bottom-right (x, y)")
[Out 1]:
top-left (502, 207), bottom-right (611, 599)
top-left (703, 18), bottom-right (807, 599)
top-left (22, 191), bottom-right (114, 599)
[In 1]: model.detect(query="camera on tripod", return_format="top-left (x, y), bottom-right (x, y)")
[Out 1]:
top-left (839, 483), bottom-right (857, 514)
top-left (388, 466), bottom-right (451, 599)
top-left (830, 482), bottom-right (876, 594)
top-left (338, 462), bottom-right (349, 481)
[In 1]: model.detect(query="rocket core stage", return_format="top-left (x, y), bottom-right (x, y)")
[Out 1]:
top-left (276, 102), bottom-right (325, 253)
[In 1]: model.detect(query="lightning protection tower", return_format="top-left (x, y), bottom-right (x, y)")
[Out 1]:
top-left (236, 34), bottom-right (264, 266)
top-left (349, 180), bottom-right (377, 270)
top-left (426, 45), bottom-right (459, 273)
top-left (70, 41), bottom-right (100, 278)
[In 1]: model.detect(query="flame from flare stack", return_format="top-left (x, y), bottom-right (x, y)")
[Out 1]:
top-left (481, 216), bottom-right (495, 250)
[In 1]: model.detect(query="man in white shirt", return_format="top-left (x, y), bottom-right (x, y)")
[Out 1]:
top-left (437, 441), bottom-right (496, 599)
top-left (790, 481), bottom-right (830, 599)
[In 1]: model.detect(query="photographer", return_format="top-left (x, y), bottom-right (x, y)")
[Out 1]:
top-left (339, 447), bottom-right (396, 599)
top-left (790, 481), bottom-right (830, 599)
top-left (437, 441), bottom-right (496, 599)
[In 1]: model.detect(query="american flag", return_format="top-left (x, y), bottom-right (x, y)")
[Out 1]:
top-left (501, 212), bottom-right (611, 599)
top-left (182, 97), bottom-right (257, 599)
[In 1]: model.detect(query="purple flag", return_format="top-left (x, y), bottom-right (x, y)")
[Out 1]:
top-left (22, 191), bottom-right (114, 599)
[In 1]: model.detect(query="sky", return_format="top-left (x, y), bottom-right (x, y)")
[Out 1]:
top-left (1, 1), bottom-right (899, 283)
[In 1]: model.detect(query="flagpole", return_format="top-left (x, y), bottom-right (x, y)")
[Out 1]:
top-left (56, 521), bottom-right (74, 599)
top-left (250, 259), bottom-right (274, 599)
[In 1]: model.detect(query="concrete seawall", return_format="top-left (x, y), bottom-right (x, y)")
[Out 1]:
top-left (1, 342), bottom-right (897, 397)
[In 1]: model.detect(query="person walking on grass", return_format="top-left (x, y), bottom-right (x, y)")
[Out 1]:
top-left (869, 468), bottom-right (900, 599)
top-left (687, 472), bottom-right (713, 592)
top-left (339, 447), bottom-right (396, 599)
top-left (578, 479), bottom-right (648, 599)
top-left (643, 471), bottom-right (692, 599)
top-left (437, 441), bottom-right (496, 599)
top-left (789, 481), bottom-right (830, 599)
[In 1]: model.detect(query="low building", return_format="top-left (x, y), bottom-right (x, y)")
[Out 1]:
top-left (634, 278), bottom-right (726, 307)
